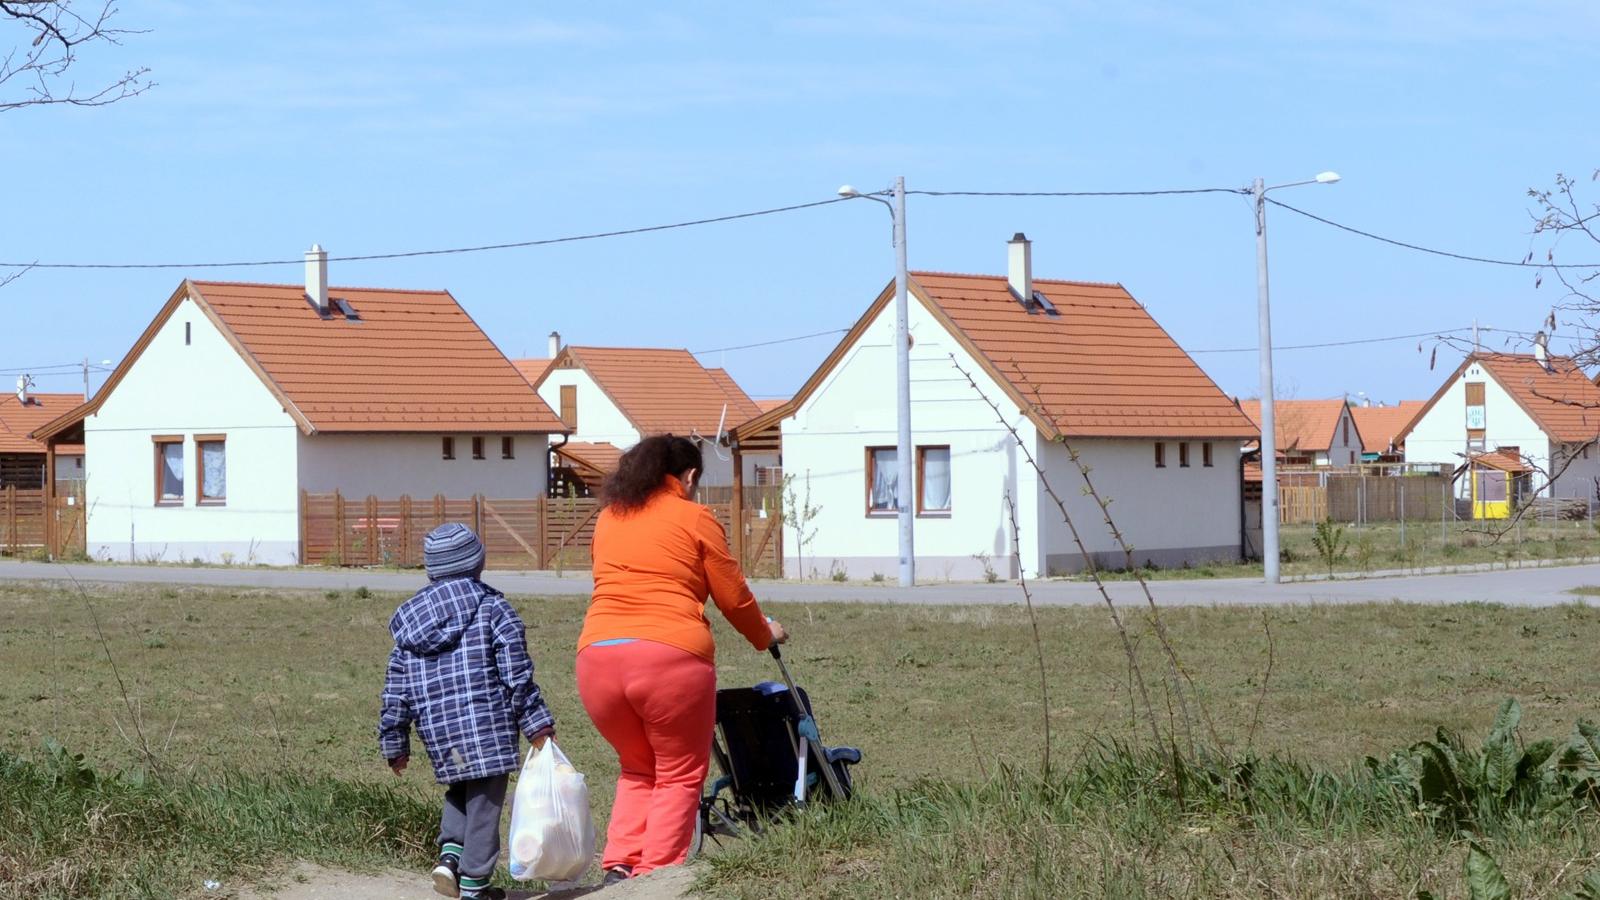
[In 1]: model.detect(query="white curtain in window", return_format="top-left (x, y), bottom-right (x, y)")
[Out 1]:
top-left (161, 443), bottom-right (184, 499)
top-left (202, 442), bottom-right (226, 500)
top-left (922, 447), bottom-right (951, 510)
top-left (870, 448), bottom-right (899, 510)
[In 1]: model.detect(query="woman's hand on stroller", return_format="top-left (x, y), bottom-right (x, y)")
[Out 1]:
top-left (766, 617), bottom-right (789, 647)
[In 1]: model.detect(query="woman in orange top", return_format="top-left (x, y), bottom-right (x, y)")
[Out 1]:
top-left (576, 434), bottom-right (787, 884)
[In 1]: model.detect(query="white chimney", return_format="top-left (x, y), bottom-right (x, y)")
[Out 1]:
top-left (548, 331), bottom-right (561, 359)
top-left (1007, 232), bottom-right (1033, 306)
top-left (305, 244), bottom-right (329, 313)
top-left (15, 374), bottom-right (32, 405)
top-left (1534, 330), bottom-right (1551, 371)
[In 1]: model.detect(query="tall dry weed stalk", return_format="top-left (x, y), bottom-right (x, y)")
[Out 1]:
top-left (951, 354), bottom-right (1272, 781)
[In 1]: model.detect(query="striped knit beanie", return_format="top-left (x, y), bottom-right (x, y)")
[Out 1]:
top-left (423, 523), bottom-right (485, 581)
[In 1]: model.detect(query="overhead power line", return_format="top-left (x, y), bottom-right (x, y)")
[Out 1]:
top-left (910, 187), bottom-right (1248, 198)
top-left (1265, 198), bottom-right (1600, 269)
top-left (1191, 327), bottom-right (1472, 355)
top-left (691, 328), bottom-right (850, 355)
top-left (0, 196), bottom-right (854, 270)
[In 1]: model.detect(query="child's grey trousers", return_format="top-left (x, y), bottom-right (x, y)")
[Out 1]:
top-left (439, 773), bottom-right (510, 880)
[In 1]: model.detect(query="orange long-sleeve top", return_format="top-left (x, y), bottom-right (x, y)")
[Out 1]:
top-left (579, 478), bottom-right (772, 663)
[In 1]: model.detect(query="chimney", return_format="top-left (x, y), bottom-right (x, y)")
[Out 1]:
top-left (548, 331), bottom-right (561, 359)
top-left (305, 244), bottom-right (329, 314)
top-left (1533, 330), bottom-right (1551, 371)
top-left (1007, 232), bottom-right (1033, 307)
top-left (15, 374), bottom-right (32, 405)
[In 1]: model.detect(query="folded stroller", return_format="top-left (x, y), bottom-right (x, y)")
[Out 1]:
top-left (694, 646), bottom-right (862, 854)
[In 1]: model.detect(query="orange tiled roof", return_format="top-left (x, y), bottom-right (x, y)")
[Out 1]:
top-left (1471, 447), bottom-right (1533, 473)
top-left (188, 281), bottom-right (566, 433)
top-left (1396, 353), bottom-right (1600, 447)
top-left (754, 398), bottom-right (787, 414)
top-left (1476, 354), bottom-right (1600, 442)
top-left (557, 347), bottom-right (763, 436)
top-left (1350, 402), bottom-right (1422, 454)
top-left (513, 358), bottom-right (551, 385)
top-left (1238, 399), bottom-right (1350, 452)
top-left (914, 272), bottom-right (1258, 438)
top-left (0, 393), bottom-right (83, 454)
top-left (555, 440), bottom-right (624, 476)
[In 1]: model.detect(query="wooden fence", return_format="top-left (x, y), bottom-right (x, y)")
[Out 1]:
top-left (301, 492), bottom-right (783, 576)
top-left (1278, 485), bottom-right (1327, 524)
top-left (0, 485), bottom-right (86, 558)
top-left (1326, 474), bottom-right (1448, 523)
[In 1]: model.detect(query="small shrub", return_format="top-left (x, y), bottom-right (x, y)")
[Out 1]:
top-left (1311, 519), bottom-right (1349, 578)
top-left (870, 572), bottom-right (885, 583)
top-left (972, 552), bottom-right (998, 583)
top-left (1355, 534), bottom-right (1377, 573)
top-left (354, 586), bottom-right (373, 600)
top-left (324, 590), bottom-right (342, 601)
top-left (829, 560), bottom-right (848, 583)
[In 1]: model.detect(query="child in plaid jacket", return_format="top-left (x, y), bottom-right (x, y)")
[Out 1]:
top-left (379, 524), bottom-right (555, 900)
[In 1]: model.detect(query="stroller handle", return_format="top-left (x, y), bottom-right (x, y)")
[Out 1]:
top-left (768, 643), bottom-right (782, 660)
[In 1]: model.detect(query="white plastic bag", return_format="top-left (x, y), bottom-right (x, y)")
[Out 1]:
top-left (507, 740), bottom-right (595, 883)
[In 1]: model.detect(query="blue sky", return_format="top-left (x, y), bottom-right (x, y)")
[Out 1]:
top-left (4, 1), bottom-right (1598, 405)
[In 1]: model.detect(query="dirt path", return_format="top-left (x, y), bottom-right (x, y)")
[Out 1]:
top-left (238, 862), bottom-right (697, 900)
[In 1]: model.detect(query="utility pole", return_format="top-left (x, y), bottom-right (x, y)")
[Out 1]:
top-left (82, 357), bottom-right (90, 400)
top-left (839, 177), bottom-right (916, 586)
top-left (1254, 177), bottom-right (1282, 584)
top-left (891, 176), bottom-right (914, 587)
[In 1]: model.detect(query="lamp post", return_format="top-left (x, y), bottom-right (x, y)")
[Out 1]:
top-left (839, 177), bottom-right (915, 587)
top-left (1254, 170), bottom-right (1340, 584)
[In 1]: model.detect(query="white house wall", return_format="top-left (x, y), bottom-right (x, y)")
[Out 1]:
top-left (84, 296), bottom-right (302, 564)
top-left (1034, 438), bottom-right (1244, 574)
top-left (778, 294), bottom-right (1041, 579)
top-left (1405, 362), bottom-right (1553, 495)
top-left (1321, 406), bottom-right (1363, 467)
top-left (535, 364), bottom-right (763, 487)
top-left (536, 368), bottom-right (640, 448)
top-left (297, 433), bottom-right (549, 500)
top-left (1551, 442), bottom-right (1600, 503)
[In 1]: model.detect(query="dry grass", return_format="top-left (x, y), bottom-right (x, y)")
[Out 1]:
top-left (6, 580), bottom-right (1600, 896)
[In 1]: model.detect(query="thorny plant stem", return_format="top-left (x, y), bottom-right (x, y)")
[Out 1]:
top-left (1004, 489), bottom-right (1053, 777)
top-left (58, 562), bottom-right (158, 771)
top-left (946, 356), bottom-right (1166, 755)
top-left (1246, 610), bottom-right (1276, 752)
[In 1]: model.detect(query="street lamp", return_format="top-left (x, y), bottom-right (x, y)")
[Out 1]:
top-left (839, 177), bottom-right (915, 587)
top-left (1253, 171), bottom-right (1341, 584)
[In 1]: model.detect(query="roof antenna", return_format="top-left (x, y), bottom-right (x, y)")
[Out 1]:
top-left (710, 403), bottom-right (731, 462)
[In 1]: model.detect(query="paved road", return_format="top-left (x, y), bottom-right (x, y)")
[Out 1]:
top-left (4, 558), bottom-right (1597, 607)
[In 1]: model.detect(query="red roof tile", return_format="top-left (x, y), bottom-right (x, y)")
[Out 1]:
top-left (0, 393), bottom-right (83, 454)
top-left (546, 347), bottom-right (763, 437)
top-left (1238, 399), bottom-right (1351, 452)
top-left (555, 440), bottom-right (623, 475)
top-left (1397, 353), bottom-right (1600, 447)
top-left (1349, 402), bottom-right (1423, 454)
top-left (913, 273), bottom-right (1257, 438)
top-left (190, 281), bottom-right (565, 433)
top-left (1475, 354), bottom-right (1600, 442)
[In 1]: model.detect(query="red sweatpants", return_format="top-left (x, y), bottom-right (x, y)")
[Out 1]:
top-left (576, 640), bottom-right (716, 875)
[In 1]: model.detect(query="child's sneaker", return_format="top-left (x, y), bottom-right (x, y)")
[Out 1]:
top-left (430, 853), bottom-right (460, 898)
top-left (461, 890), bottom-right (504, 900)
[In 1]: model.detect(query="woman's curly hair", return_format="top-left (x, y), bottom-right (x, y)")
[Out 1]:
top-left (600, 434), bottom-right (703, 512)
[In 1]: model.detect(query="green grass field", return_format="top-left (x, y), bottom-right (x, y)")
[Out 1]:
top-left (5, 580), bottom-right (1600, 896)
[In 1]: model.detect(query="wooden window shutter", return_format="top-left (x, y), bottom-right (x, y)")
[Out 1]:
top-left (1465, 383), bottom-right (1486, 406)
top-left (560, 385), bottom-right (578, 429)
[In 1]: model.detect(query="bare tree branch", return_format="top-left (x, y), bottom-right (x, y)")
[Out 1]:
top-left (0, 1), bottom-right (149, 113)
